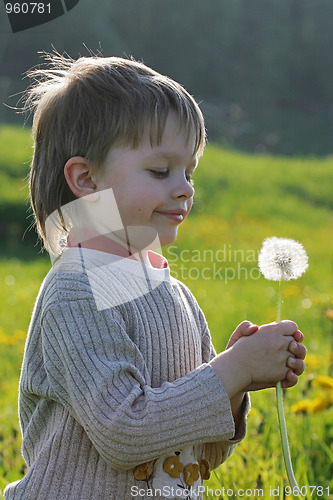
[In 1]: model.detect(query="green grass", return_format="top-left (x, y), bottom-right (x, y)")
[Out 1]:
top-left (0, 258), bottom-right (50, 493)
top-left (1, 125), bottom-right (333, 499)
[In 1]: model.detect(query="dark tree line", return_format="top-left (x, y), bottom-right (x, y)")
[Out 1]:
top-left (1, 0), bottom-right (333, 155)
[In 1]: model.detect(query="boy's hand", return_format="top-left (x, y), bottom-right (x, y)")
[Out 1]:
top-left (210, 321), bottom-right (307, 397)
top-left (226, 320), bottom-right (306, 388)
top-left (249, 322), bottom-right (306, 390)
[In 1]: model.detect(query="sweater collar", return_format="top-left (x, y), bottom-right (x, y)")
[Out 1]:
top-left (66, 230), bottom-right (168, 270)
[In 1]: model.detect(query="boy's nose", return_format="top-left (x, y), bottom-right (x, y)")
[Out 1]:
top-left (171, 176), bottom-right (195, 200)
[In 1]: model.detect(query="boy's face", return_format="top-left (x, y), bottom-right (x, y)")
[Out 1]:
top-left (96, 112), bottom-right (198, 248)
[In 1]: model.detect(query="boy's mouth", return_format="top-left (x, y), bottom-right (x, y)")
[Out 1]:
top-left (155, 209), bottom-right (186, 224)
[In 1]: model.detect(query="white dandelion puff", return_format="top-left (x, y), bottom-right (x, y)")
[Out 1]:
top-left (258, 237), bottom-right (308, 281)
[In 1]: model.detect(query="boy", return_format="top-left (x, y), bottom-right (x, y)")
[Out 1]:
top-left (4, 54), bottom-right (306, 500)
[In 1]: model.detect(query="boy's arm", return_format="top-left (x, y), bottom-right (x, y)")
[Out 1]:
top-left (225, 321), bottom-right (257, 428)
top-left (204, 392), bottom-right (250, 469)
top-left (201, 317), bottom-right (252, 428)
top-left (200, 316), bottom-right (251, 468)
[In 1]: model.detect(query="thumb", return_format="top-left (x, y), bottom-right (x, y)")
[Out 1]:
top-left (237, 320), bottom-right (259, 336)
top-left (227, 321), bottom-right (259, 349)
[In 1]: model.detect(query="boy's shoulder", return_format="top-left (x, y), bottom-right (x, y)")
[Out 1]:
top-left (170, 273), bottom-right (198, 302)
top-left (170, 274), bottom-right (208, 326)
top-left (39, 250), bottom-right (95, 308)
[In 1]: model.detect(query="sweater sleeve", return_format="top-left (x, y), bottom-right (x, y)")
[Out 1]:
top-left (41, 297), bottom-right (237, 471)
top-left (198, 306), bottom-right (251, 469)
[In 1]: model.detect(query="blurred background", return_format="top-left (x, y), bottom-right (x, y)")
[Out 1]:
top-left (1, 0), bottom-right (333, 156)
top-left (1, 0), bottom-right (333, 496)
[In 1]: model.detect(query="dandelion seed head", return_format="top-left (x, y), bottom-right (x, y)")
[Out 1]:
top-left (258, 237), bottom-right (308, 281)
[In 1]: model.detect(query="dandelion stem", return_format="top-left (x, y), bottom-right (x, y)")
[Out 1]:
top-left (276, 277), bottom-right (284, 323)
top-left (276, 381), bottom-right (299, 491)
top-left (276, 277), bottom-right (299, 492)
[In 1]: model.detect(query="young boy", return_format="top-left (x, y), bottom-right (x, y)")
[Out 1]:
top-left (4, 54), bottom-right (306, 500)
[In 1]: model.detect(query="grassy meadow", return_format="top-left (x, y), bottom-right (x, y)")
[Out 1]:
top-left (0, 125), bottom-right (333, 499)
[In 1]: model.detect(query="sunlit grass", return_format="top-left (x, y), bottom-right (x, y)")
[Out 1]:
top-left (1, 125), bottom-right (333, 496)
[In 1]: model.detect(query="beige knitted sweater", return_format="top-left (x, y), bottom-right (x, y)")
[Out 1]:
top-left (5, 248), bottom-right (249, 500)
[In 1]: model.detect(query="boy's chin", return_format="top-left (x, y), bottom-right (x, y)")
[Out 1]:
top-left (112, 225), bottom-right (177, 252)
top-left (158, 230), bottom-right (179, 248)
top-left (112, 225), bottom-right (178, 251)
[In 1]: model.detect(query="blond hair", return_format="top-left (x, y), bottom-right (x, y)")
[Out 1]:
top-left (25, 52), bottom-right (206, 251)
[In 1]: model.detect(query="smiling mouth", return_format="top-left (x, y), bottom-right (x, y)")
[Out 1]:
top-left (155, 212), bottom-right (185, 223)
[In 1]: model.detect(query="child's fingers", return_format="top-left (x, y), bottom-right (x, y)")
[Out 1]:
top-left (247, 324), bottom-right (259, 334)
top-left (287, 356), bottom-right (306, 376)
top-left (257, 320), bottom-right (298, 337)
top-left (274, 320), bottom-right (298, 335)
top-left (237, 321), bottom-right (258, 335)
top-left (289, 340), bottom-right (307, 360)
top-left (281, 370), bottom-right (298, 389)
top-left (292, 329), bottom-right (304, 343)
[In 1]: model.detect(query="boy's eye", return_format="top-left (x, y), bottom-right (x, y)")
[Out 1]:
top-left (148, 169), bottom-right (168, 178)
top-left (148, 169), bottom-right (194, 186)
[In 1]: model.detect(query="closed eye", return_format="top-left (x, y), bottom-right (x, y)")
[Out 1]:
top-left (148, 169), bottom-right (194, 186)
top-left (148, 169), bottom-right (169, 179)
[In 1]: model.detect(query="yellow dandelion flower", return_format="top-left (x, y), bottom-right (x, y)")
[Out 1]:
top-left (314, 375), bottom-right (333, 390)
top-left (310, 397), bottom-right (330, 413)
top-left (14, 329), bottom-right (26, 342)
top-left (292, 396), bottom-right (331, 414)
top-left (291, 399), bottom-right (314, 414)
top-left (325, 309), bottom-right (333, 320)
top-left (0, 329), bottom-right (26, 346)
top-left (0, 331), bottom-right (15, 346)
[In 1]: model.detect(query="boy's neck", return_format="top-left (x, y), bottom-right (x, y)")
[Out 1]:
top-left (66, 228), bottom-right (156, 268)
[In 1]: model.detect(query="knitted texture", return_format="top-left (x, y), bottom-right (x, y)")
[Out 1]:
top-left (5, 248), bottom-right (249, 500)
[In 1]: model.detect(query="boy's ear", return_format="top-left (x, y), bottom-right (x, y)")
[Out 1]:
top-left (64, 157), bottom-right (97, 198)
